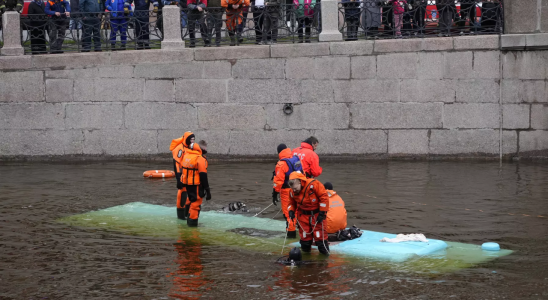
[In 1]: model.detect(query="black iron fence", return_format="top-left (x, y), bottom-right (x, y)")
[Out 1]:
top-left (178, 3), bottom-right (321, 47)
top-left (338, 0), bottom-right (503, 40)
top-left (20, 11), bottom-right (162, 54)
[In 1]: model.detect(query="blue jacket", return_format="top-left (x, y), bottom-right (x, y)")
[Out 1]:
top-left (106, 0), bottom-right (128, 16)
top-left (79, 0), bottom-right (103, 13)
top-left (45, 0), bottom-right (71, 15)
top-left (125, 0), bottom-right (157, 11)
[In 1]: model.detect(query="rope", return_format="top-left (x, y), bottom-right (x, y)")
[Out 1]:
top-left (281, 226), bottom-right (288, 254)
top-left (295, 215), bottom-right (330, 255)
top-left (253, 203), bottom-right (273, 217)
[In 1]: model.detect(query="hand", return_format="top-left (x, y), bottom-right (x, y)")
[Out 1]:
top-left (153, 6), bottom-right (158, 13)
top-left (124, 7), bottom-right (129, 14)
top-left (205, 188), bottom-right (212, 200)
top-left (197, 6), bottom-right (202, 11)
top-left (55, 12), bottom-right (61, 16)
top-left (66, 12), bottom-right (70, 17)
top-left (272, 190), bottom-right (279, 206)
top-left (288, 210), bottom-right (295, 221)
top-left (316, 211), bottom-right (326, 224)
top-left (177, 181), bottom-right (183, 189)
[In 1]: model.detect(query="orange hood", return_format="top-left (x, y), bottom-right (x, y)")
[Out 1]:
top-left (278, 148), bottom-right (292, 160)
top-left (289, 171), bottom-right (307, 181)
top-left (169, 131), bottom-right (194, 151)
top-left (185, 142), bottom-right (203, 156)
top-left (169, 136), bottom-right (184, 151)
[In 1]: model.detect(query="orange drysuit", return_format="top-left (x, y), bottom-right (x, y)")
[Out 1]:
top-left (170, 131), bottom-right (195, 220)
top-left (292, 142), bottom-right (322, 178)
top-left (182, 143), bottom-right (210, 227)
top-left (221, 0), bottom-right (249, 31)
top-left (287, 172), bottom-right (330, 254)
top-left (325, 189), bottom-right (347, 234)
top-left (273, 148), bottom-right (297, 233)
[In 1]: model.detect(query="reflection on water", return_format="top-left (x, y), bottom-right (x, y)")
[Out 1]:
top-left (168, 226), bottom-right (210, 300)
top-left (1, 161), bottom-right (548, 299)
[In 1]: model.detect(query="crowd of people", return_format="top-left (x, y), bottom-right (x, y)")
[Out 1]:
top-left (4, 0), bottom-right (318, 54)
top-left (342, 0), bottom-right (503, 40)
top-left (170, 133), bottom-right (348, 256)
top-left (1, 0), bottom-right (504, 53)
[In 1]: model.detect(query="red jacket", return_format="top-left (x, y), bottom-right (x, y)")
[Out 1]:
top-left (292, 142), bottom-right (322, 178)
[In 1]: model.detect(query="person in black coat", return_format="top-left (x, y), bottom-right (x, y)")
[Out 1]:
top-left (480, 0), bottom-right (501, 33)
top-left (458, 0), bottom-right (476, 32)
top-left (342, 0), bottom-right (359, 41)
top-left (27, 0), bottom-right (49, 54)
top-left (410, 0), bottom-right (426, 36)
top-left (436, 0), bottom-right (456, 36)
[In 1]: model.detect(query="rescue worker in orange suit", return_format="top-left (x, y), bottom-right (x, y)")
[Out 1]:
top-left (287, 171), bottom-right (330, 255)
top-left (170, 131), bottom-right (195, 220)
top-left (221, 0), bottom-right (249, 46)
top-left (182, 140), bottom-right (212, 227)
top-left (292, 136), bottom-right (322, 178)
top-left (272, 144), bottom-right (302, 239)
top-left (323, 182), bottom-right (347, 234)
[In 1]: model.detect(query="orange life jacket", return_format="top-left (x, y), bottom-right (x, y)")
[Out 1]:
top-left (181, 143), bottom-right (208, 186)
top-left (325, 190), bottom-right (347, 234)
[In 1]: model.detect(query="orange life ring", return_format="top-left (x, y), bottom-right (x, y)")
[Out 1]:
top-left (143, 170), bottom-right (176, 178)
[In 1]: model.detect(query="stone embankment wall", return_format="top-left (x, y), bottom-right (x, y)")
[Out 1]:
top-left (0, 36), bottom-right (547, 159)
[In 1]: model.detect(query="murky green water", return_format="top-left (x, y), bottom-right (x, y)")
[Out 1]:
top-left (1, 161), bottom-right (547, 299)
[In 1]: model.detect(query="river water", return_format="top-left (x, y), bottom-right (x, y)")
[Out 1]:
top-left (1, 161), bottom-right (547, 299)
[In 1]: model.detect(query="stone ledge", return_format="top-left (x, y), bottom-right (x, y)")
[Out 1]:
top-left (194, 46), bottom-right (269, 61)
top-left (501, 33), bottom-right (548, 50)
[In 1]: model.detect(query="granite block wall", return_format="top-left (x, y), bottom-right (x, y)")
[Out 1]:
top-left (1, 36), bottom-right (547, 159)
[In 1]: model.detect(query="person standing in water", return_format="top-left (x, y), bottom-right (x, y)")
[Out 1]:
top-left (287, 171), bottom-right (330, 255)
top-left (170, 131), bottom-right (195, 220)
top-left (182, 140), bottom-right (211, 227)
top-left (292, 136), bottom-right (322, 178)
top-left (272, 144), bottom-right (302, 239)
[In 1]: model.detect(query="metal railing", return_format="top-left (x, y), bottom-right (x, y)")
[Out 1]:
top-left (20, 11), bottom-right (162, 54)
top-left (178, 3), bottom-right (322, 47)
top-left (338, 0), bottom-right (503, 40)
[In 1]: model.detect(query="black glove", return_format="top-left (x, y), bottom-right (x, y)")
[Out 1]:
top-left (272, 189), bottom-right (279, 206)
top-left (205, 188), bottom-right (212, 200)
top-left (316, 211), bottom-right (326, 224)
top-left (288, 210), bottom-right (295, 221)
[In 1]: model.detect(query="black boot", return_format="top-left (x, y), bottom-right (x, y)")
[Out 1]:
top-left (300, 240), bottom-right (312, 253)
top-left (177, 208), bottom-right (186, 220)
top-left (287, 231), bottom-right (297, 239)
top-left (187, 218), bottom-right (198, 227)
top-left (184, 205), bottom-right (190, 219)
top-left (315, 240), bottom-right (330, 255)
top-left (229, 32), bottom-right (236, 46)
